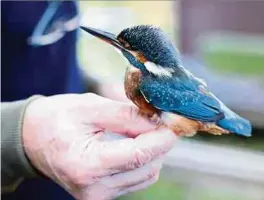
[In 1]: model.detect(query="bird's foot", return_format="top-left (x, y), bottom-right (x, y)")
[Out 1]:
top-left (200, 123), bottom-right (229, 135)
top-left (137, 110), bottom-right (162, 126)
top-left (149, 113), bottom-right (162, 126)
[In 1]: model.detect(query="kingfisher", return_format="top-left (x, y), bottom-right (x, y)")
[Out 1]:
top-left (80, 25), bottom-right (252, 137)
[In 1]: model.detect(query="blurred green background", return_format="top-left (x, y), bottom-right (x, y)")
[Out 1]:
top-left (77, 1), bottom-right (264, 200)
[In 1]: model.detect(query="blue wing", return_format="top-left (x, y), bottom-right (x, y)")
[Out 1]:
top-left (139, 77), bottom-right (224, 122)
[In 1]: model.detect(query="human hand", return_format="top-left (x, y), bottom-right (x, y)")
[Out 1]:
top-left (22, 93), bottom-right (177, 200)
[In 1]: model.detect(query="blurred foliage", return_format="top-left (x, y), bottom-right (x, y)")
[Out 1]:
top-left (205, 52), bottom-right (264, 78)
top-left (117, 176), bottom-right (252, 200)
top-left (199, 33), bottom-right (264, 80)
top-left (117, 178), bottom-right (184, 200)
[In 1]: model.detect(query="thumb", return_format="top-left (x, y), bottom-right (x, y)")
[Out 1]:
top-left (89, 97), bottom-right (157, 138)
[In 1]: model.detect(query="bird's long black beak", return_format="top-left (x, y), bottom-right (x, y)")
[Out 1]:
top-left (80, 26), bottom-right (126, 51)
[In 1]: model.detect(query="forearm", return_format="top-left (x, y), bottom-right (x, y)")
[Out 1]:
top-left (1, 96), bottom-right (41, 193)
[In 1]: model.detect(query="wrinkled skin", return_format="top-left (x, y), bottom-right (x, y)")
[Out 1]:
top-left (22, 93), bottom-right (177, 200)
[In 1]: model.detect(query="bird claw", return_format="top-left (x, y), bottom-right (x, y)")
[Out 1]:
top-left (136, 110), bottom-right (162, 126)
top-left (200, 123), bottom-right (229, 135)
top-left (149, 113), bottom-right (162, 125)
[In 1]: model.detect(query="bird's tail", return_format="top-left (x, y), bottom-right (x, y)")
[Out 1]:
top-left (209, 93), bottom-right (252, 137)
top-left (216, 103), bottom-right (252, 137)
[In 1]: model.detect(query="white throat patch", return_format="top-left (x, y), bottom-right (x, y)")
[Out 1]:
top-left (144, 61), bottom-right (174, 77)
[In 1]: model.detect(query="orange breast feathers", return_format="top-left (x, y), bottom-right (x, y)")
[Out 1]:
top-left (124, 65), bottom-right (157, 117)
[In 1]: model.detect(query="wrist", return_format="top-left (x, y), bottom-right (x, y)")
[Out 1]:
top-left (22, 96), bottom-right (51, 179)
top-left (21, 96), bottom-right (47, 176)
top-left (1, 95), bottom-right (43, 192)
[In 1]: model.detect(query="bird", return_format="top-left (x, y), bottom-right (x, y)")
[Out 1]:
top-left (80, 25), bottom-right (252, 137)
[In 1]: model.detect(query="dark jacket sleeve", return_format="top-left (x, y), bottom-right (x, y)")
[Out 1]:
top-left (1, 96), bottom-right (41, 193)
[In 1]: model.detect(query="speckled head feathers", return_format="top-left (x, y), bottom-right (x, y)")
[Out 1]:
top-left (117, 25), bottom-right (181, 67)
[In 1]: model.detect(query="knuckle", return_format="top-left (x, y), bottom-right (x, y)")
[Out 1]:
top-left (147, 167), bottom-right (160, 180)
top-left (86, 93), bottom-right (100, 99)
top-left (129, 148), bottom-right (152, 169)
top-left (148, 173), bottom-right (159, 187)
top-left (153, 170), bottom-right (160, 182)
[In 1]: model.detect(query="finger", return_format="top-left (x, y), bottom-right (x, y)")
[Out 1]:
top-left (79, 159), bottom-right (162, 200)
top-left (83, 175), bottom-right (159, 200)
top-left (117, 172), bottom-right (159, 198)
top-left (97, 129), bottom-right (177, 173)
top-left (100, 158), bottom-right (162, 190)
top-left (88, 96), bottom-right (157, 137)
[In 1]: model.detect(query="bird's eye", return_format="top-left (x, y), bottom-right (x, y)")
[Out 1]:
top-left (121, 41), bottom-right (132, 50)
top-left (124, 42), bottom-right (131, 49)
top-left (118, 37), bottom-right (132, 50)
